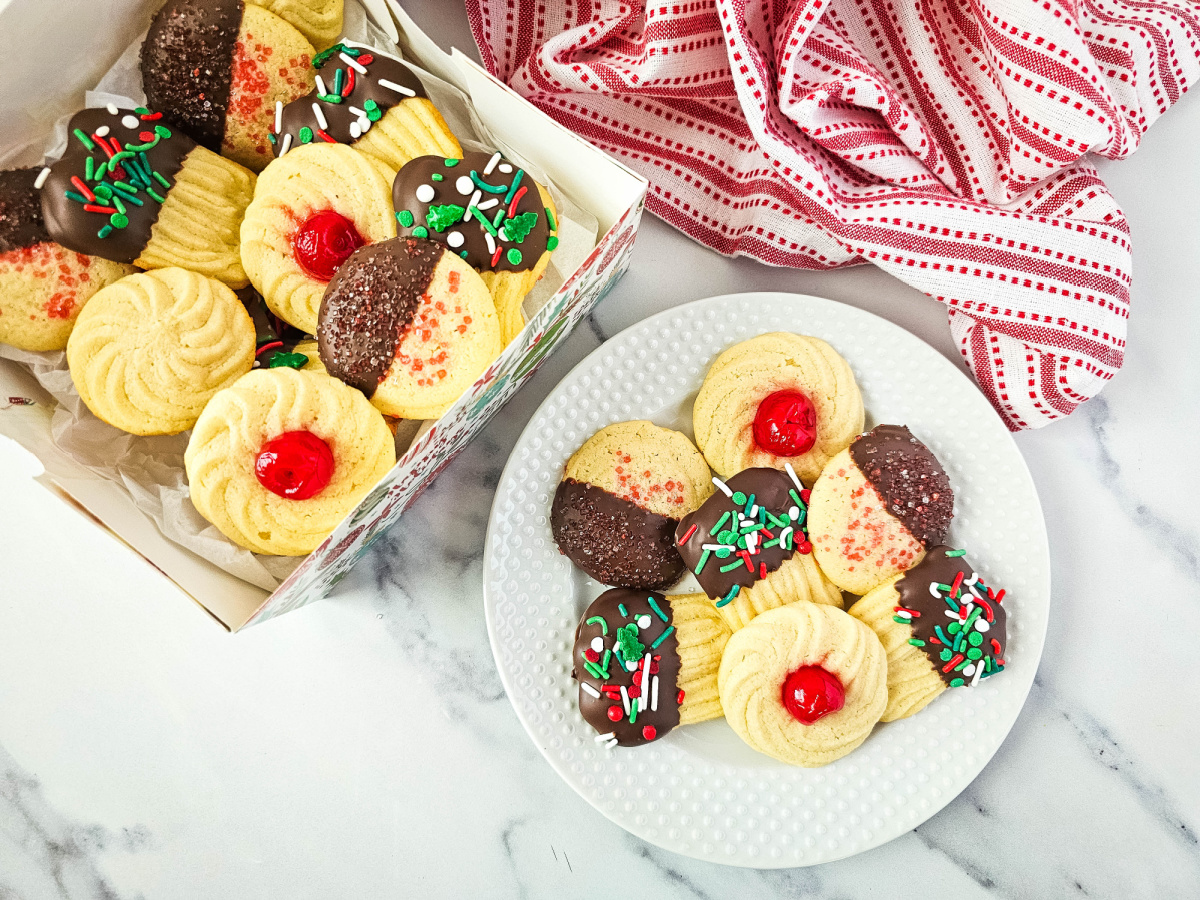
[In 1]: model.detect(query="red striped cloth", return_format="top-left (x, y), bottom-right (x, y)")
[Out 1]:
top-left (465, 0), bottom-right (1200, 429)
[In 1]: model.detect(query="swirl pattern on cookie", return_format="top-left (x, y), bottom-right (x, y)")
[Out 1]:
top-left (252, 0), bottom-right (342, 49)
top-left (693, 333), bottom-right (864, 484)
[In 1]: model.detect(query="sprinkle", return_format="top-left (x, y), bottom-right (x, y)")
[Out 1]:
top-left (547, 236), bottom-right (559, 251)
top-left (83, 203), bottom-right (117, 215)
top-left (545, 206), bottom-right (557, 230)
top-left (992, 589), bottom-right (1006, 604)
top-left (945, 548), bottom-right (967, 557)
top-left (315, 74), bottom-right (329, 96)
top-left (583, 660), bottom-right (604, 680)
top-left (462, 190), bottom-right (482, 220)
top-left (146, 188), bottom-right (167, 204)
top-left (482, 151), bottom-right (502, 175)
top-left (121, 114), bottom-right (139, 129)
top-left (70, 176), bottom-right (95, 201)
top-left (275, 100), bottom-right (283, 133)
top-left (581, 683), bottom-right (600, 699)
top-left (34, 167), bottom-right (51, 190)
top-left (97, 225), bottom-right (113, 239)
top-left (311, 102), bottom-right (329, 131)
top-left (709, 511), bottom-right (731, 535)
top-left (970, 660), bottom-right (986, 687)
top-left (934, 625), bottom-right (952, 646)
top-left (337, 51), bottom-right (367, 75)
top-left (507, 184), bottom-right (528, 218)
top-left (279, 133), bottom-right (293, 156)
top-left (153, 171), bottom-right (171, 189)
top-left (506, 248), bottom-right (522, 266)
top-left (299, 126), bottom-right (314, 144)
top-left (412, 225), bottom-right (429, 239)
top-left (503, 169), bottom-right (525, 206)
top-left (484, 232), bottom-right (496, 255)
top-left (678, 523), bottom-right (698, 545)
top-left (472, 206), bottom-right (500, 237)
top-left (476, 198), bottom-right (499, 211)
top-left (469, 170), bottom-right (507, 193)
top-left (694, 549), bottom-right (711, 575)
top-left (651, 676), bottom-right (659, 711)
top-left (64, 190), bottom-right (88, 204)
top-left (951, 570), bottom-right (965, 598)
top-left (594, 732), bottom-right (615, 743)
top-left (415, 184), bottom-right (435, 203)
top-left (715, 584), bottom-right (740, 608)
top-left (942, 653), bottom-right (965, 673)
top-left (783, 462), bottom-right (804, 492)
top-left (586, 615), bottom-right (608, 635)
top-left (647, 597), bottom-right (669, 622)
top-left (620, 685), bottom-right (631, 716)
top-left (447, 231), bottom-right (464, 248)
top-left (907, 638), bottom-right (926, 646)
top-left (618, 603), bottom-right (628, 618)
top-left (718, 560), bottom-right (743, 573)
top-left (349, 122), bottom-right (362, 139)
top-left (929, 582), bottom-right (941, 598)
top-left (600, 648), bottom-right (611, 676)
top-left (378, 78), bottom-right (416, 97)
top-left (712, 476), bottom-right (733, 497)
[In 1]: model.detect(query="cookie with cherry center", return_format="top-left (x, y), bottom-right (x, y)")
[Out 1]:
top-left (806, 424), bottom-right (955, 595)
top-left (673, 464), bottom-right (843, 632)
top-left (573, 588), bottom-right (730, 748)
top-left (692, 332), bottom-right (865, 485)
top-left (848, 546), bottom-right (1008, 721)
top-left (550, 421), bottom-right (715, 590)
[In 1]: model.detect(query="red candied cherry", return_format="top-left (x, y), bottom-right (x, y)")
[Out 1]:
top-left (255, 431), bottom-right (334, 500)
top-left (781, 665), bottom-right (845, 725)
top-left (292, 210), bottom-right (365, 281)
top-left (753, 389), bottom-right (817, 457)
top-left (642, 725), bottom-right (657, 741)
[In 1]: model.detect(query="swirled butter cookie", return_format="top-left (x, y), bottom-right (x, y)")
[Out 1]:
top-left (239, 142), bottom-right (396, 333)
top-left (692, 333), bottom-right (864, 484)
top-left (273, 43), bottom-right (460, 171)
top-left (0, 167), bottom-right (135, 351)
top-left (551, 421), bottom-right (714, 589)
top-left (848, 546), bottom-right (1008, 721)
top-left (66, 268), bottom-right (256, 434)
top-left (574, 589), bottom-right (730, 747)
top-left (719, 602), bottom-right (888, 767)
top-left (41, 107), bottom-right (255, 287)
top-left (393, 151), bottom-right (558, 344)
top-left (317, 237), bottom-right (501, 420)
top-left (185, 367), bottom-right (395, 555)
top-left (674, 465), bottom-right (842, 631)
top-left (251, 0), bottom-right (342, 49)
top-left (807, 424), bottom-right (954, 595)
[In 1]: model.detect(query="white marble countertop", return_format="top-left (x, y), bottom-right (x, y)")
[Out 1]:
top-left (2, 3), bottom-right (1199, 897)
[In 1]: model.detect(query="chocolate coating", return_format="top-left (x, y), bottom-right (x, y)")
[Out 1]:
top-left (551, 479), bottom-right (685, 589)
top-left (41, 108), bottom-right (193, 263)
top-left (0, 168), bottom-right (51, 254)
top-left (317, 237), bottom-right (442, 396)
top-left (140, 0), bottom-right (243, 152)
top-left (572, 589), bottom-right (681, 746)
top-left (849, 424), bottom-right (953, 547)
top-left (393, 151), bottom-right (553, 274)
top-left (275, 45), bottom-right (426, 154)
top-left (895, 547), bottom-right (1008, 687)
top-left (674, 468), bottom-right (810, 602)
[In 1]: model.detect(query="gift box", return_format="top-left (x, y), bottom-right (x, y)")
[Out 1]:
top-left (0, 0), bottom-right (648, 630)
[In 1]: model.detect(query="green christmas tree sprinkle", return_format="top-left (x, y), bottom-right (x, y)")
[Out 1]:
top-left (425, 204), bottom-right (465, 232)
top-left (501, 210), bottom-right (538, 243)
top-left (267, 351), bottom-right (309, 370)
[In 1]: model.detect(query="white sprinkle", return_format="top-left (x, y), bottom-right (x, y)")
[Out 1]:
top-left (340, 52), bottom-right (368, 74)
top-left (498, 226), bottom-right (509, 242)
top-left (498, 163), bottom-right (513, 174)
top-left (106, 103), bottom-right (119, 115)
top-left (779, 526), bottom-right (792, 547)
top-left (590, 636), bottom-right (604, 652)
top-left (279, 132), bottom-right (293, 157)
top-left (962, 663), bottom-right (976, 678)
top-left (349, 106), bottom-right (366, 118)
top-left (415, 184), bottom-right (435, 203)
top-left (749, 504), bottom-right (759, 518)
top-left (788, 505), bottom-right (800, 520)
top-left (475, 198), bottom-right (499, 211)
top-left (745, 531), bottom-right (757, 554)
top-left (594, 731), bottom-right (615, 743)
top-left (315, 74), bottom-right (329, 97)
top-left (712, 476), bottom-right (733, 497)
top-left (929, 582), bottom-right (942, 598)
top-left (447, 231), bottom-right (464, 248)
top-left (95, 125), bottom-right (110, 138)
top-left (463, 190), bottom-right (481, 220)
top-left (275, 100), bottom-right (283, 133)
top-left (639, 653), bottom-right (651, 712)
top-left (120, 115), bottom-right (139, 130)
top-left (701, 543), bottom-right (727, 552)
top-left (34, 168), bottom-right (51, 190)
top-left (944, 610), bottom-right (959, 618)
top-left (359, 116), bottom-right (371, 134)
top-left (484, 231), bottom-right (496, 255)
top-left (378, 78), bottom-right (416, 97)
top-left (651, 675), bottom-right (659, 711)
top-left (604, 738), bottom-right (618, 749)
top-left (581, 682), bottom-right (600, 699)
top-left (970, 660), bottom-right (986, 687)
top-left (894, 609), bottom-right (912, 620)
top-left (620, 685), bottom-right (631, 716)
top-left (252, 360), bottom-right (261, 368)
top-left (636, 615), bottom-right (651, 629)
top-left (455, 175), bottom-right (474, 195)
top-left (625, 659), bottom-right (638, 672)
top-left (349, 121), bottom-right (362, 140)
top-left (784, 461), bottom-right (805, 492)
top-left (482, 151), bottom-right (502, 175)
top-left (312, 103), bottom-right (329, 131)
top-left (975, 618), bottom-right (991, 633)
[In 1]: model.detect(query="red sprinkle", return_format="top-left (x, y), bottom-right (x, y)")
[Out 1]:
top-left (70, 177), bottom-right (95, 202)
top-left (800, 489), bottom-right (811, 503)
top-left (942, 653), bottom-right (965, 673)
top-left (628, 685), bottom-right (641, 699)
top-left (676, 689), bottom-right (685, 705)
top-left (741, 551), bottom-right (754, 573)
top-left (992, 589), bottom-right (1006, 604)
top-left (490, 246), bottom-right (503, 267)
top-left (507, 184), bottom-right (528, 218)
top-left (358, 53), bottom-right (374, 64)
top-left (991, 638), bottom-right (1003, 655)
top-left (584, 648), bottom-right (599, 663)
top-left (978, 598), bottom-right (995, 622)
top-left (641, 725), bottom-right (657, 741)
top-left (342, 67), bottom-right (356, 97)
top-left (94, 135), bottom-right (116, 158)
top-left (678, 523), bottom-right (698, 545)
top-left (951, 570), bottom-right (964, 598)
top-left (138, 130), bottom-right (155, 142)
top-left (606, 705), bottom-right (622, 722)
top-left (895, 606), bottom-right (920, 617)
top-left (140, 111), bottom-right (163, 120)
top-left (759, 562), bottom-right (767, 579)
top-left (255, 340), bottom-right (284, 358)
top-left (316, 128), bottom-right (337, 143)
top-left (83, 204), bottom-right (117, 215)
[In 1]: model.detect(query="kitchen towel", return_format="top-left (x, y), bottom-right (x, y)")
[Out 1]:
top-left (465, 0), bottom-right (1200, 429)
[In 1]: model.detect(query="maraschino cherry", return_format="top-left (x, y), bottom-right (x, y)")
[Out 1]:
top-left (292, 210), bottom-right (364, 281)
top-left (255, 431), bottom-right (334, 500)
top-left (753, 389), bottom-right (817, 456)
top-left (781, 665), bottom-right (845, 725)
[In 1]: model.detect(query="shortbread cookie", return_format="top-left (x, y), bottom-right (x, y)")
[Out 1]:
top-left (240, 142), bottom-right (396, 332)
top-left (274, 43), bottom-right (460, 171)
top-left (693, 333), bottom-right (864, 484)
top-left (251, 0), bottom-right (342, 49)
top-left (141, 0), bottom-right (316, 172)
top-left (41, 107), bottom-right (255, 287)
top-left (393, 151), bottom-right (559, 344)
top-left (719, 602), bottom-right (888, 767)
top-left (574, 589), bottom-right (730, 747)
top-left (675, 465), bottom-right (842, 631)
top-left (848, 546), bottom-right (1008, 721)
top-left (186, 367), bottom-right (396, 555)
top-left (551, 421), bottom-right (714, 589)
top-left (0, 168), bottom-right (134, 351)
top-left (66, 268), bottom-right (255, 435)
top-left (317, 237), bottom-right (501, 419)
top-left (807, 424), bottom-right (954, 595)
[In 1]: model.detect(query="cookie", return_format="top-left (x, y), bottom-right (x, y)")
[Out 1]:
top-left (239, 142), bottom-right (396, 333)
top-left (316, 236), bottom-right (501, 419)
top-left (141, 0), bottom-right (316, 172)
top-left (251, 0), bottom-right (342, 49)
top-left (573, 589), bottom-right (730, 747)
top-left (66, 268), bottom-right (256, 435)
top-left (848, 546), bottom-right (1008, 721)
top-left (273, 43), bottom-right (461, 171)
top-left (550, 421), bottom-right (714, 589)
top-left (185, 366), bottom-right (396, 555)
top-left (692, 333), bottom-right (864, 484)
top-left (807, 424), bottom-right (954, 595)
top-left (674, 465), bottom-right (842, 631)
top-left (718, 602), bottom-right (888, 767)
top-left (41, 107), bottom-right (255, 287)
top-left (0, 167), bottom-right (134, 351)
top-left (393, 151), bottom-right (559, 344)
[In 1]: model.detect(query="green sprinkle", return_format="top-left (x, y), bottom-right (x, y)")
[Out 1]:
top-left (717, 529), bottom-right (736, 544)
top-left (502, 210), bottom-right (538, 243)
top-left (503, 169), bottom-right (524, 206)
top-left (962, 606), bottom-right (984, 633)
top-left (110, 213), bottom-right (129, 229)
top-left (319, 92), bottom-right (345, 105)
top-left (267, 351), bottom-right (308, 369)
top-left (431, 173), bottom-right (443, 181)
top-left (789, 489), bottom-right (803, 507)
top-left (460, 250), bottom-right (469, 259)
top-left (146, 188), bottom-right (166, 204)
top-left (615, 623), bottom-right (644, 662)
top-left (715, 584), bottom-right (740, 608)
top-left (732, 491), bottom-right (747, 505)
top-left (968, 631), bottom-right (983, 647)
top-left (939, 647), bottom-right (953, 662)
top-left (412, 225), bottom-right (429, 238)
top-left (586, 615), bottom-right (608, 635)
top-left (945, 549), bottom-right (967, 557)
top-left (153, 171), bottom-right (171, 189)
top-left (601, 649), bottom-right (611, 676)
top-left (92, 183), bottom-right (112, 200)
top-left (545, 206), bottom-right (557, 230)
top-left (113, 187), bottom-right (143, 206)
top-left (112, 196), bottom-right (126, 215)
top-left (154, 124), bottom-right (171, 139)
top-left (743, 493), bottom-right (756, 514)
top-left (84, 157), bottom-right (94, 181)
top-left (269, 132), bottom-right (277, 145)
top-left (364, 99), bottom-right (381, 121)
top-left (719, 560), bottom-right (743, 573)
top-left (134, 106), bottom-right (149, 115)
top-left (649, 625), bottom-right (674, 649)
top-left (444, 158), bottom-right (459, 167)
top-left (583, 660), bottom-right (604, 680)
top-left (966, 647), bottom-right (983, 660)
top-left (65, 190), bottom-right (87, 204)
top-left (299, 126), bottom-right (314, 144)
top-left (647, 597), bottom-right (668, 623)
top-left (470, 170), bottom-right (507, 193)
top-left (546, 235), bottom-right (559, 251)
top-left (893, 615), bottom-right (911, 624)
top-left (97, 224), bottom-right (113, 239)
top-left (471, 206), bottom-right (500, 237)
top-left (949, 677), bottom-right (965, 687)
top-left (907, 638), bottom-right (926, 647)
top-left (694, 549), bottom-right (711, 575)
top-left (618, 603), bottom-right (628, 618)
top-left (333, 68), bottom-right (344, 95)
top-left (982, 664), bottom-right (1004, 678)
top-left (492, 206), bottom-right (506, 231)
top-left (73, 128), bottom-right (95, 150)
top-left (629, 702), bottom-right (637, 725)
top-left (761, 538), bottom-right (781, 550)
top-left (425, 203), bottom-right (465, 232)
top-left (948, 622), bottom-right (961, 635)
top-left (506, 248), bottom-right (522, 266)
top-left (709, 511), bottom-right (731, 535)
top-left (397, 209), bottom-right (414, 227)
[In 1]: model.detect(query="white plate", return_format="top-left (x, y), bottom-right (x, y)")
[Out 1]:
top-left (483, 292), bottom-right (1050, 867)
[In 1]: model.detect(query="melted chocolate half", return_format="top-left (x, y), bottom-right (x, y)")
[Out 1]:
top-left (551, 479), bottom-right (684, 589)
top-left (895, 547), bottom-right (1008, 687)
top-left (0, 168), bottom-right (51, 254)
top-left (41, 108), bottom-right (193, 263)
top-left (572, 589), bottom-right (682, 746)
top-left (674, 467), bottom-right (810, 603)
top-left (317, 237), bottom-right (442, 395)
top-left (140, 0), bottom-right (244, 152)
top-left (849, 424), bottom-right (953, 547)
top-left (393, 150), bottom-right (553, 274)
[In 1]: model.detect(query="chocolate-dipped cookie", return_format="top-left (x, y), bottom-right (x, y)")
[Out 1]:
top-left (393, 150), bottom-right (559, 344)
top-left (573, 589), bottom-right (729, 748)
top-left (807, 424), bottom-right (954, 595)
top-left (848, 546), bottom-right (1008, 721)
